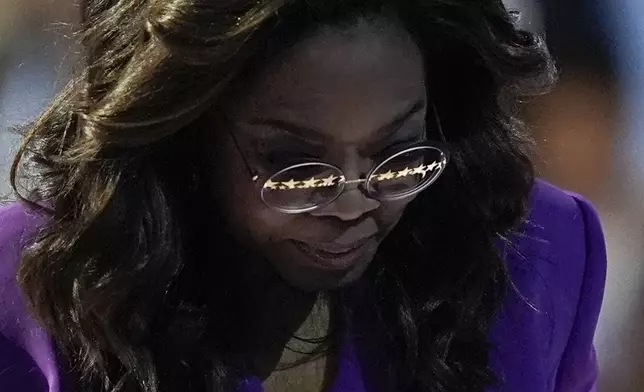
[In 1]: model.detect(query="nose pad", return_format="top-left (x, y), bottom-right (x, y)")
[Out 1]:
top-left (311, 185), bottom-right (380, 221)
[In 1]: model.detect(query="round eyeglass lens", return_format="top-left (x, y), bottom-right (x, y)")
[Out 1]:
top-left (366, 146), bottom-right (448, 200)
top-left (260, 162), bottom-right (345, 213)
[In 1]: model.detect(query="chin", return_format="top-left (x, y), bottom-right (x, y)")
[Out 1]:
top-left (264, 237), bottom-right (379, 291)
top-left (276, 255), bottom-right (373, 292)
top-left (298, 271), bottom-right (364, 292)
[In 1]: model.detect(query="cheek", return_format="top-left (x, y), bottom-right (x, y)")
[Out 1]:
top-left (213, 152), bottom-right (296, 247)
top-left (376, 196), bottom-right (417, 233)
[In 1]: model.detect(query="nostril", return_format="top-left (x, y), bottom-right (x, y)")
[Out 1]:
top-left (310, 187), bottom-right (380, 221)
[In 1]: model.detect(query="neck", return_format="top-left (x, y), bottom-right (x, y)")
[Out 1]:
top-left (224, 242), bottom-right (340, 378)
top-left (241, 279), bottom-right (336, 379)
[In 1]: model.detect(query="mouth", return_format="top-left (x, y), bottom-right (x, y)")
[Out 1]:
top-left (290, 236), bottom-right (376, 271)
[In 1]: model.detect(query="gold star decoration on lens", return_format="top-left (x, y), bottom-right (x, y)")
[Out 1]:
top-left (396, 167), bottom-right (412, 178)
top-left (262, 161), bottom-right (442, 190)
top-left (264, 179), bottom-right (280, 189)
top-left (299, 177), bottom-right (319, 189)
top-left (376, 170), bottom-right (396, 181)
top-left (411, 165), bottom-right (429, 178)
top-left (281, 179), bottom-right (300, 189)
top-left (319, 174), bottom-right (339, 187)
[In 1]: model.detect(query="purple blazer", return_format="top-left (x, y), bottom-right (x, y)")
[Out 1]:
top-left (0, 180), bottom-right (606, 391)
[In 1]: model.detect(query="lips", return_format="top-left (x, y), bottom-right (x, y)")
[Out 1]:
top-left (290, 236), bottom-right (376, 271)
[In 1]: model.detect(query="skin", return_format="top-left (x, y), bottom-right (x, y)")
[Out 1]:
top-left (202, 16), bottom-right (428, 384)
top-left (211, 17), bottom-right (427, 291)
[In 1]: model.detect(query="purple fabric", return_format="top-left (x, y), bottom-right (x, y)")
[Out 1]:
top-left (0, 180), bottom-right (607, 391)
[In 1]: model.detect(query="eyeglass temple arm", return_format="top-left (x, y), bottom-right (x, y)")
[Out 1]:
top-left (431, 102), bottom-right (447, 143)
top-left (226, 122), bottom-right (260, 182)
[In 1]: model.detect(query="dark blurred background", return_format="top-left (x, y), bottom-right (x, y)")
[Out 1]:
top-left (1, 1), bottom-right (642, 390)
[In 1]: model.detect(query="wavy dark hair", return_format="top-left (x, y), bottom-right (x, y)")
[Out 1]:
top-left (11, 0), bottom-right (555, 391)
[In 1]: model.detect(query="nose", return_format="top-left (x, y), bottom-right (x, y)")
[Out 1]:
top-left (310, 148), bottom-right (379, 221)
top-left (311, 186), bottom-right (380, 221)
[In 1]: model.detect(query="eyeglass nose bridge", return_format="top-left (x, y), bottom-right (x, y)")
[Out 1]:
top-left (338, 175), bottom-right (371, 196)
top-left (341, 177), bottom-right (367, 186)
top-left (333, 175), bottom-right (382, 208)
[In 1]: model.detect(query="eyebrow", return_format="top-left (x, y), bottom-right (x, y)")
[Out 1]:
top-left (373, 99), bottom-right (427, 140)
top-left (244, 98), bottom-right (427, 142)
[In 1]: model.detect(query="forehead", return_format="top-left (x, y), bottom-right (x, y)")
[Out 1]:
top-left (226, 17), bottom-right (427, 142)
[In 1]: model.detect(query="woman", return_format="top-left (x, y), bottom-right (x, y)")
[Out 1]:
top-left (0, 0), bottom-right (606, 391)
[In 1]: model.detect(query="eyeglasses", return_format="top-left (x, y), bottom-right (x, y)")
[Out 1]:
top-left (227, 104), bottom-right (450, 214)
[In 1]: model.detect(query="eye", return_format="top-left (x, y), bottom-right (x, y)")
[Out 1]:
top-left (250, 138), bottom-right (323, 168)
top-left (374, 135), bottom-right (424, 160)
top-left (263, 151), bottom-right (319, 167)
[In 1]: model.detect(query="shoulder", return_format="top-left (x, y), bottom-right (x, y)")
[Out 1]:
top-left (505, 179), bottom-right (606, 332)
top-left (0, 202), bottom-right (59, 391)
top-left (0, 202), bottom-right (46, 320)
top-left (518, 179), bottom-right (605, 295)
top-left (526, 179), bottom-right (603, 243)
top-left (0, 202), bottom-right (47, 329)
top-left (0, 201), bottom-right (43, 243)
top-left (0, 202), bottom-right (46, 260)
top-left (488, 179), bottom-right (606, 389)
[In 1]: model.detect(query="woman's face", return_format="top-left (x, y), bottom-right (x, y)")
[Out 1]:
top-left (210, 19), bottom-right (427, 291)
